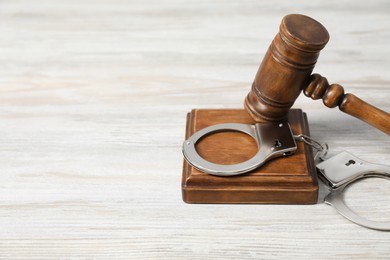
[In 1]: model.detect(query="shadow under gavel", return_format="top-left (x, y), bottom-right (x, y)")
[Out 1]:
top-left (245, 14), bottom-right (390, 135)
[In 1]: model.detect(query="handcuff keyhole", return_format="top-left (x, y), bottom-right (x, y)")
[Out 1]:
top-left (274, 139), bottom-right (282, 148)
top-left (345, 160), bottom-right (356, 166)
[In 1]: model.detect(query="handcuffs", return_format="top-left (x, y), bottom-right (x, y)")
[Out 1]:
top-left (182, 122), bottom-right (390, 231)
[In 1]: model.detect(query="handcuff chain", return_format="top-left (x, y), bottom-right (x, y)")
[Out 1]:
top-left (294, 134), bottom-right (329, 161)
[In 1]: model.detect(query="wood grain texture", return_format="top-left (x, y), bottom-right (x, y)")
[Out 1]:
top-left (304, 74), bottom-right (390, 134)
top-left (245, 14), bottom-right (329, 122)
top-left (0, 0), bottom-right (389, 259)
top-left (182, 109), bottom-right (318, 204)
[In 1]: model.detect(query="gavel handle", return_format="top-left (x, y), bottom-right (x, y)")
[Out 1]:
top-left (304, 74), bottom-right (390, 135)
top-left (340, 94), bottom-right (390, 134)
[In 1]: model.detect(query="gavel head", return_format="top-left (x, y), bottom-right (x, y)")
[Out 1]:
top-left (245, 14), bottom-right (330, 122)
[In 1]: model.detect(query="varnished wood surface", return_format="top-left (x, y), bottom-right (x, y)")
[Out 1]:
top-left (182, 109), bottom-right (319, 204)
top-left (304, 74), bottom-right (390, 135)
top-left (0, 0), bottom-right (390, 259)
top-left (245, 14), bottom-right (329, 122)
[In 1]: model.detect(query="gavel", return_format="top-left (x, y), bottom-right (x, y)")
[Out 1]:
top-left (244, 14), bottom-right (390, 135)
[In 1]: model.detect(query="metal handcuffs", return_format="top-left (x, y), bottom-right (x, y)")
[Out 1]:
top-left (317, 151), bottom-right (390, 231)
top-left (182, 122), bottom-right (390, 231)
top-left (183, 122), bottom-right (296, 176)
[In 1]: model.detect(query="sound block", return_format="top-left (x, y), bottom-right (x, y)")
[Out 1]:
top-left (181, 109), bottom-right (318, 204)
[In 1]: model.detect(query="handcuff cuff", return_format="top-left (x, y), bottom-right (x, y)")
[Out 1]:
top-left (182, 122), bottom-right (390, 231)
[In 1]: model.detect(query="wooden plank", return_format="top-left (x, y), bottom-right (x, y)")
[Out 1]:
top-left (0, 0), bottom-right (389, 258)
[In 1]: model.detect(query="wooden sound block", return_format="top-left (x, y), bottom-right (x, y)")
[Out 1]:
top-left (181, 109), bottom-right (318, 204)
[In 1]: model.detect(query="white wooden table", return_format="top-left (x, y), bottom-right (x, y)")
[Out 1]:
top-left (0, 0), bottom-right (389, 258)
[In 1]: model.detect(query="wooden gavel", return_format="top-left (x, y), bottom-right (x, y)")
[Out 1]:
top-left (244, 14), bottom-right (390, 135)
